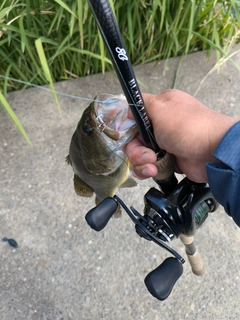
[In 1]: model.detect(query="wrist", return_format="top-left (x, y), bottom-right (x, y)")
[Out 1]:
top-left (209, 114), bottom-right (239, 159)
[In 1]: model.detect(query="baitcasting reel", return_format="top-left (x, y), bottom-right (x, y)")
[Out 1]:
top-left (85, 177), bottom-right (218, 301)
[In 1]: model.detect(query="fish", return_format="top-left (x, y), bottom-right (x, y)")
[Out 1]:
top-left (66, 93), bottom-right (138, 217)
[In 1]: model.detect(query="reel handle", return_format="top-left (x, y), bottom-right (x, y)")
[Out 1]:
top-left (144, 257), bottom-right (183, 301)
top-left (85, 198), bottom-right (118, 231)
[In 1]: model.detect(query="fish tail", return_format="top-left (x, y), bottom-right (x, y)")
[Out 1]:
top-left (65, 155), bottom-right (72, 166)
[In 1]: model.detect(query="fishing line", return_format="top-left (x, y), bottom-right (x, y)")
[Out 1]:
top-left (0, 74), bottom-right (99, 103)
top-left (1, 74), bottom-right (186, 187)
top-left (0, 74), bottom-right (164, 159)
top-left (0, 74), bottom-right (145, 107)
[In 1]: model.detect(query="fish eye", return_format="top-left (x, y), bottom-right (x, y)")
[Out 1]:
top-left (83, 125), bottom-right (93, 135)
top-left (80, 115), bottom-right (93, 135)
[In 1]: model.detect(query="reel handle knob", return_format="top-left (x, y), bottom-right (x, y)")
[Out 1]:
top-left (85, 197), bottom-right (118, 231)
top-left (144, 257), bottom-right (183, 301)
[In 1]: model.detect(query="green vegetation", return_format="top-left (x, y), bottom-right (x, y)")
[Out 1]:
top-left (0, 0), bottom-right (239, 143)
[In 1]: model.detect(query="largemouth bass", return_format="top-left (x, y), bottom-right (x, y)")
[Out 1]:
top-left (66, 93), bottom-right (138, 217)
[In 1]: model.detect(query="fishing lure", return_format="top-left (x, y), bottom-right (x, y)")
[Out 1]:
top-left (2, 237), bottom-right (19, 248)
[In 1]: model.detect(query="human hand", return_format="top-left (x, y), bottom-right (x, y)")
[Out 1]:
top-left (125, 89), bottom-right (238, 182)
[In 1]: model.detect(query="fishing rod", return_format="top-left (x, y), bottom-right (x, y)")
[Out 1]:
top-left (85, 0), bottom-right (219, 301)
top-left (87, 0), bottom-right (177, 195)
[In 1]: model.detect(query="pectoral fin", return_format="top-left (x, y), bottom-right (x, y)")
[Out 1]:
top-left (74, 174), bottom-right (93, 197)
top-left (119, 176), bottom-right (137, 188)
top-left (66, 155), bottom-right (72, 166)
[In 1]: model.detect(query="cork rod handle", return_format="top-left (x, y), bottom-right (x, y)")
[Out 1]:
top-left (180, 235), bottom-right (205, 276)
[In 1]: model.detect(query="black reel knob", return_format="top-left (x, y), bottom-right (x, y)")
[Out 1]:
top-left (85, 197), bottom-right (118, 231)
top-left (144, 257), bottom-right (183, 301)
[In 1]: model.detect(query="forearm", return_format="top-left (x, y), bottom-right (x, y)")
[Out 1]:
top-left (206, 121), bottom-right (240, 226)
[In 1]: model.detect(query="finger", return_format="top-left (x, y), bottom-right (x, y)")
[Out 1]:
top-left (132, 163), bottom-right (158, 180)
top-left (125, 137), bottom-right (156, 166)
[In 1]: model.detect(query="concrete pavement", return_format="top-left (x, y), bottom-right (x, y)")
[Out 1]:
top-left (1, 44), bottom-right (240, 320)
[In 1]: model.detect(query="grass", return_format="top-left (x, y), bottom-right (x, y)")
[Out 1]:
top-left (0, 0), bottom-right (240, 144)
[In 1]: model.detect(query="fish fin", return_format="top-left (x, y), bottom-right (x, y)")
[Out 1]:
top-left (66, 155), bottom-right (72, 166)
top-left (74, 174), bottom-right (93, 197)
top-left (119, 177), bottom-right (137, 188)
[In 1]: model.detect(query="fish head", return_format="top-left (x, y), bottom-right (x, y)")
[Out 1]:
top-left (78, 93), bottom-right (138, 175)
top-left (93, 93), bottom-right (137, 141)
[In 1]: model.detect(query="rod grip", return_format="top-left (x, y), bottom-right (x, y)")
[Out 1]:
top-left (180, 235), bottom-right (205, 276)
top-left (153, 153), bottom-right (178, 194)
top-left (186, 251), bottom-right (205, 276)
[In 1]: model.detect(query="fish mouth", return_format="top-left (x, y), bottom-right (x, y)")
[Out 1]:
top-left (93, 93), bottom-right (138, 145)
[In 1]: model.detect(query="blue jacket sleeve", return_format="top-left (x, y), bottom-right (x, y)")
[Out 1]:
top-left (206, 121), bottom-right (240, 226)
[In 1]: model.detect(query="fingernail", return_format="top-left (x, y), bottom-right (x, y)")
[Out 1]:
top-left (141, 151), bottom-right (154, 163)
top-left (141, 167), bottom-right (152, 177)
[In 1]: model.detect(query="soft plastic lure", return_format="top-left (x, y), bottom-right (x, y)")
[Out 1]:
top-left (2, 237), bottom-right (19, 248)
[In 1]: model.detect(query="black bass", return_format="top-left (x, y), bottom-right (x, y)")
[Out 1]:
top-left (66, 93), bottom-right (138, 217)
